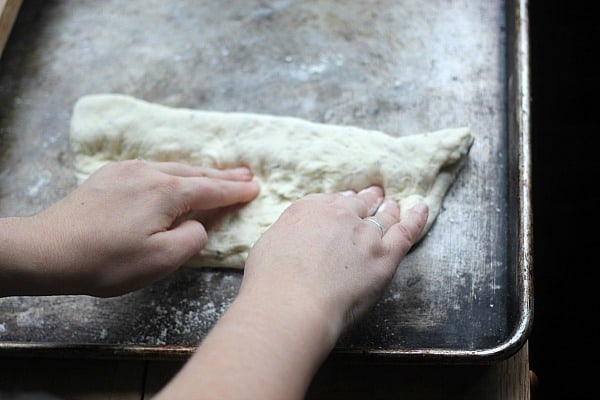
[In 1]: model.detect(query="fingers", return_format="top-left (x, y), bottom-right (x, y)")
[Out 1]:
top-left (355, 190), bottom-right (427, 256)
top-left (148, 161), bottom-right (254, 181)
top-left (180, 177), bottom-right (260, 210)
top-left (340, 186), bottom-right (384, 217)
top-left (382, 202), bottom-right (429, 260)
top-left (152, 219), bottom-right (209, 266)
top-left (371, 199), bottom-right (401, 229)
top-left (337, 186), bottom-right (425, 250)
top-left (136, 160), bottom-right (260, 211)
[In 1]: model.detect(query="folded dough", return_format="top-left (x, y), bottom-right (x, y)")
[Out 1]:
top-left (70, 94), bottom-right (473, 268)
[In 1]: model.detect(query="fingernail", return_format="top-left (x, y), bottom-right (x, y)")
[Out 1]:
top-left (359, 185), bottom-right (382, 194)
top-left (413, 202), bottom-right (429, 214)
top-left (234, 166), bottom-right (253, 176)
top-left (340, 190), bottom-right (356, 196)
top-left (378, 199), bottom-right (396, 212)
top-left (368, 196), bottom-right (385, 215)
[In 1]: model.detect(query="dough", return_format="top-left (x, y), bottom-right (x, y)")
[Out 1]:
top-left (70, 94), bottom-right (473, 268)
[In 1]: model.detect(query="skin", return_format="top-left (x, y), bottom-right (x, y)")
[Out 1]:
top-left (0, 160), bottom-right (260, 297)
top-left (156, 187), bottom-right (428, 400)
top-left (0, 160), bottom-right (428, 399)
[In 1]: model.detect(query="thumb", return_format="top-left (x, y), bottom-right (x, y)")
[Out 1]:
top-left (155, 219), bottom-right (209, 267)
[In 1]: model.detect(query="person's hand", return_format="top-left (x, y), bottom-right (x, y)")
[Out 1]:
top-left (156, 186), bottom-right (428, 400)
top-left (1, 160), bottom-right (259, 297)
top-left (240, 186), bottom-right (428, 339)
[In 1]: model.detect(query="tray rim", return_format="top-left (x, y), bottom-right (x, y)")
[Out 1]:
top-left (0, 0), bottom-right (533, 364)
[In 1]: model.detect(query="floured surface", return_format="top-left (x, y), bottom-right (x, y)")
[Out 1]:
top-left (71, 94), bottom-right (473, 268)
top-left (0, 0), bottom-right (522, 359)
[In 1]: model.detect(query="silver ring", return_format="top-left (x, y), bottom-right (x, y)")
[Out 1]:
top-left (364, 217), bottom-right (384, 237)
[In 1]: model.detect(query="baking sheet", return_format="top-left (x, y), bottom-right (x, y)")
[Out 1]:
top-left (0, 0), bottom-right (531, 363)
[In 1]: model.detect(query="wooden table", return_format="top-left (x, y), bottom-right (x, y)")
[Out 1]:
top-left (0, 343), bottom-right (531, 399)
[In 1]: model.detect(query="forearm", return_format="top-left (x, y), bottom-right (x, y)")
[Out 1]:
top-left (0, 216), bottom-right (55, 296)
top-left (0, 214), bottom-right (87, 297)
top-left (156, 290), bottom-right (339, 400)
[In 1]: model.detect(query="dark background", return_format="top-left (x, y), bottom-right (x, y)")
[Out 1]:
top-left (529, 0), bottom-right (596, 398)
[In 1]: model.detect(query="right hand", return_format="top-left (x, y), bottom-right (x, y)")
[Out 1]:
top-left (154, 186), bottom-right (428, 400)
top-left (240, 186), bottom-right (428, 340)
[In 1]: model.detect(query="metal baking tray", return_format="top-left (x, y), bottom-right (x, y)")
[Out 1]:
top-left (0, 0), bottom-right (531, 364)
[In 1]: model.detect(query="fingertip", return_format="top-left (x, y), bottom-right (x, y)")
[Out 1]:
top-left (162, 220), bottom-right (209, 262)
top-left (412, 201), bottom-right (429, 215)
top-left (405, 202), bottom-right (429, 236)
top-left (383, 201), bottom-right (429, 252)
top-left (245, 180), bottom-right (261, 199)
top-left (358, 185), bottom-right (384, 197)
top-left (377, 199), bottom-right (399, 214)
top-left (181, 219), bottom-right (209, 250)
top-left (231, 166), bottom-right (254, 180)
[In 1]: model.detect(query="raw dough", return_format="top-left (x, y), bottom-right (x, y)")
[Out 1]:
top-left (70, 94), bottom-right (473, 268)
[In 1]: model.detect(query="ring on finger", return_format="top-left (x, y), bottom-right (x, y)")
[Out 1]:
top-left (364, 216), bottom-right (385, 238)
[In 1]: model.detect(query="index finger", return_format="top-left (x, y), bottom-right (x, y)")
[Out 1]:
top-left (180, 177), bottom-right (261, 210)
top-left (337, 186), bottom-right (384, 218)
top-left (148, 161), bottom-right (254, 181)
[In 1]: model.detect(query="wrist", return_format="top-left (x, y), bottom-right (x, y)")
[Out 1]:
top-left (0, 215), bottom-right (73, 296)
top-left (233, 285), bottom-right (342, 361)
top-left (206, 289), bottom-right (339, 398)
top-left (158, 286), bottom-right (341, 400)
top-left (0, 217), bottom-right (44, 296)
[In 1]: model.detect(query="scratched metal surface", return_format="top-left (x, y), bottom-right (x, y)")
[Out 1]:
top-left (0, 0), bottom-right (531, 362)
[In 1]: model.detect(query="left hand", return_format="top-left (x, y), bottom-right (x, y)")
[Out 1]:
top-left (5, 160), bottom-right (259, 297)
